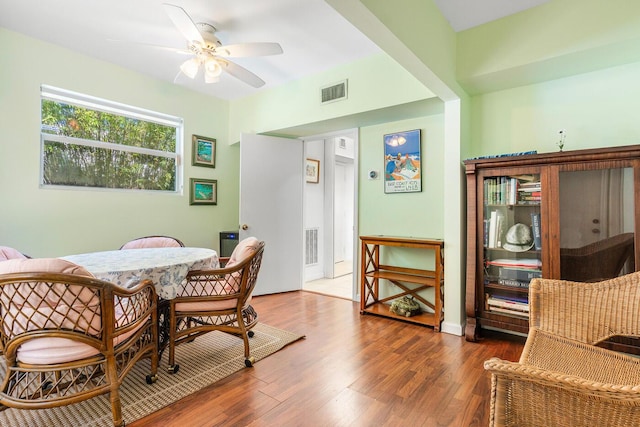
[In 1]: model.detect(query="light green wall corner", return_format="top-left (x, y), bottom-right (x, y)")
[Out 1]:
top-left (227, 52), bottom-right (434, 143)
top-left (360, 0), bottom-right (464, 100)
top-left (339, 0), bottom-right (468, 335)
top-left (0, 28), bottom-right (238, 256)
top-left (458, 0), bottom-right (640, 95)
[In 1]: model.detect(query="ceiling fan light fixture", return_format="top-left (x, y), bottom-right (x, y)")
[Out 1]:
top-left (204, 71), bottom-right (220, 84)
top-left (204, 57), bottom-right (222, 77)
top-left (179, 57), bottom-right (200, 79)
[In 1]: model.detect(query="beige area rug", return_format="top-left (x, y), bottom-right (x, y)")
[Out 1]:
top-left (0, 324), bottom-right (304, 426)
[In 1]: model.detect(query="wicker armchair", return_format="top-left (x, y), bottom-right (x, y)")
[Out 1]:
top-left (560, 232), bottom-right (634, 282)
top-left (119, 235), bottom-right (185, 249)
top-left (0, 258), bottom-right (159, 427)
top-left (167, 238), bottom-right (264, 373)
top-left (484, 272), bottom-right (640, 427)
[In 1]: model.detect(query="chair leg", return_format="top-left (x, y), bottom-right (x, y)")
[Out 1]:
top-left (110, 388), bottom-right (124, 427)
top-left (238, 315), bottom-right (255, 368)
top-left (107, 354), bottom-right (124, 427)
top-left (167, 306), bottom-right (179, 374)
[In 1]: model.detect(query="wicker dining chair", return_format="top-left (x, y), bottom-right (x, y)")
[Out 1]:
top-left (0, 246), bottom-right (30, 261)
top-left (0, 258), bottom-right (159, 427)
top-left (166, 238), bottom-right (265, 373)
top-left (484, 272), bottom-right (640, 427)
top-left (119, 235), bottom-right (185, 249)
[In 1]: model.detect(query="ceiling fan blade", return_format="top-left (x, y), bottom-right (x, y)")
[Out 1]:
top-left (214, 42), bottom-right (283, 58)
top-left (218, 59), bottom-right (265, 88)
top-left (108, 39), bottom-right (192, 55)
top-left (162, 3), bottom-right (204, 44)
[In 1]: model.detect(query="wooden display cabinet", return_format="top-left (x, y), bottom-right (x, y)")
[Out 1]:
top-left (464, 145), bottom-right (640, 342)
top-left (359, 235), bottom-right (444, 330)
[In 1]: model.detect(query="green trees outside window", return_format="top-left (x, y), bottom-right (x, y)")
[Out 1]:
top-left (40, 87), bottom-right (181, 191)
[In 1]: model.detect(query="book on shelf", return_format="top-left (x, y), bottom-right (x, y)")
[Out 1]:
top-left (486, 258), bottom-right (542, 268)
top-left (517, 181), bottom-right (541, 204)
top-left (486, 295), bottom-right (530, 317)
top-left (496, 211), bottom-right (505, 248)
top-left (511, 174), bottom-right (536, 182)
top-left (488, 306), bottom-right (530, 318)
top-left (499, 266), bottom-right (542, 281)
top-left (490, 294), bottom-right (528, 303)
top-left (498, 278), bottom-right (530, 288)
top-left (530, 212), bottom-right (542, 250)
top-left (487, 299), bottom-right (529, 313)
top-left (518, 186), bottom-right (541, 192)
top-left (488, 211), bottom-right (497, 248)
top-left (485, 176), bottom-right (521, 205)
top-left (467, 150), bottom-right (537, 161)
top-left (483, 219), bottom-right (489, 247)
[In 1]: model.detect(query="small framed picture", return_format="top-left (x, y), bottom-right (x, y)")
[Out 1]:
top-left (189, 178), bottom-right (217, 205)
top-left (306, 158), bottom-right (320, 184)
top-left (192, 135), bottom-right (216, 168)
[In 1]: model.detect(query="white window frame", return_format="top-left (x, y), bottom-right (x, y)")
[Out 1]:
top-left (40, 85), bottom-right (183, 193)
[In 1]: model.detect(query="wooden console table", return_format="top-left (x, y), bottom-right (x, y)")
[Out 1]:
top-left (359, 236), bottom-right (444, 331)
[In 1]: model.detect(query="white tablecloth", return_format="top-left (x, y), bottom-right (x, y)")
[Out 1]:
top-left (62, 247), bottom-right (219, 299)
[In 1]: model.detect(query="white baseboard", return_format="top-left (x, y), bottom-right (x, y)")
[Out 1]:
top-left (441, 321), bottom-right (463, 336)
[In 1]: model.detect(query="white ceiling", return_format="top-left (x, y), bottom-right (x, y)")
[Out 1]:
top-left (0, 0), bottom-right (550, 101)
top-left (433, 0), bottom-right (550, 32)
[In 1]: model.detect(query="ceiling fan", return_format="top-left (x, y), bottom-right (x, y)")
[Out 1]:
top-left (162, 3), bottom-right (283, 88)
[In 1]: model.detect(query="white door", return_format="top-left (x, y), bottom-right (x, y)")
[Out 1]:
top-left (333, 162), bottom-right (346, 263)
top-left (240, 133), bottom-right (304, 295)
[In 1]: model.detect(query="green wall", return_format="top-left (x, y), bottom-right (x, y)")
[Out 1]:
top-left (359, 115), bottom-right (444, 237)
top-left (0, 28), bottom-right (239, 257)
top-left (468, 60), bottom-right (640, 158)
top-left (457, 0), bottom-right (640, 95)
top-left (358, 115), bottom-right (445, 307)
top-left (228, 52), bottom-right (435, 143)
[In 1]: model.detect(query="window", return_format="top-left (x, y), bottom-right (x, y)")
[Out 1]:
top-left (40, 85), bottom-right (183, 192)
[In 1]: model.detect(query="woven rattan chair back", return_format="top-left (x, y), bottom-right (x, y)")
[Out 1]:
top-left (166, 240), bottom-right (265, 373)
top-left (560, 232), bottom-right (634, 282)
top-left (0, 259), bottom-right (159, 427)
top-left (119, 235), bottom-right (185, 250)
top-left (485, 272), bottom-right (640, 427)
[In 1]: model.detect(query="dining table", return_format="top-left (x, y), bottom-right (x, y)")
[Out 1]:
top-left (62, 246), bottom-right (219, 355)
top-left (61, 246), bottom-right (219, 300)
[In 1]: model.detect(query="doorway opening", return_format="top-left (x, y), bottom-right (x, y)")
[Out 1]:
top-left (302, 130), bottom-right (358, 300)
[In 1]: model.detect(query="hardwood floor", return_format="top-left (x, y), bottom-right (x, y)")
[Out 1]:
top-left (130, 291), bottom-right (525, 427)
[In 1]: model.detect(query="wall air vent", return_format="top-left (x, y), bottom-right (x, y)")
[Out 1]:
top-left (321, 79), bottom-right (348, 104)
top-left (305, 228), bottom-right (319, 265)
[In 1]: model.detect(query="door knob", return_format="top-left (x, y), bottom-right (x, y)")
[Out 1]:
top-left (241, 224), bottom-right (249, 230)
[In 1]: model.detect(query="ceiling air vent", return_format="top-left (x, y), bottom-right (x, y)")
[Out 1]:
top-left (321, 79), bottom-right (348, 104)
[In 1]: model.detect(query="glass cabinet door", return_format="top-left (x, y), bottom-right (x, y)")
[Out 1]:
top-left (482, 173), bottom-right (542, 319)
top-left (558, 167), bottom-right (635, 282)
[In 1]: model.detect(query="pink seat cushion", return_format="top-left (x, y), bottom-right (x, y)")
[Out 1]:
top-left (0, 246), bottom-right (28, 261)
top-left (0, 258), bottom-right (142, 364)
top-left (175, 278), bottom-right (240, 312)
top-left (121, 236), bottom-right (182, 249)
top-left (226, 237), bottom-right (260, 268)
top-left (175, 298), bottom-right (240, 312)
top-left (174, 238), bottom-right (260, 312)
